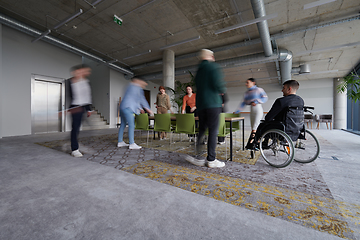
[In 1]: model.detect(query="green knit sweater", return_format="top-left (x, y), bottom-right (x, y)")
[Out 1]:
top-left (195, 60), bottom-right (226, 111)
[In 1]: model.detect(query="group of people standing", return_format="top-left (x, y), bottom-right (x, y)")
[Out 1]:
top-left (68, 49), bottom-right (303, 170)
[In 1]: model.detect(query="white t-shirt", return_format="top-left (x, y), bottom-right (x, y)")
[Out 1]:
top-left (71, 78), bottom-right (92, 106)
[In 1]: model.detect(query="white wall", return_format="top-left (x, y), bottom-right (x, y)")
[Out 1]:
top-left (109, 70), bottom-right (128, 127)
top-left (225, 79), bottom-right (333, 127)
top-left (1, 25), bottom-right (81, 137)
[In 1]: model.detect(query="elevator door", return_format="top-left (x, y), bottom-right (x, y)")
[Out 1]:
top-left (32, 80), bottom-right (62, 134)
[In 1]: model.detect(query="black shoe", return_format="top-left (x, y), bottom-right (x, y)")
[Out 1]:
top-left (245, 142), bottom-right (255, 150)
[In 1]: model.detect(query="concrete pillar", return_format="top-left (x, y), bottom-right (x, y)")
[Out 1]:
top-left (0, 24), bottom-right (2, 138)
top-left (163, 49), bottom-right (175, 111)
top-left (333, 78), bottom-right (347, 129)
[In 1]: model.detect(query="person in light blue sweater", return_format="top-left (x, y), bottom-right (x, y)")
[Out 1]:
top-left (117, 77), bottom-right (153, 150)
top-left (234, 78), bottom-right (268, 149)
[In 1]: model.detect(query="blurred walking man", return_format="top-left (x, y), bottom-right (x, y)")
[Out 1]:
top-left (185, 49), bottom-right (227, 168)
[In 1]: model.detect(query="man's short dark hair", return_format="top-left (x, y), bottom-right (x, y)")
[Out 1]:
top-left (283, 80), bottom-right (299, 90)
top-left (70, 64), bottom-right (90, 72)
top-left (248, 78), bottom-right (256, 83)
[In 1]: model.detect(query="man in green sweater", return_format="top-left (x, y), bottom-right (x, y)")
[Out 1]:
top-left (185, 49), bottom-right (227, 168)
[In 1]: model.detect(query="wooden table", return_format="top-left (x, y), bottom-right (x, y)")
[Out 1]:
top-left (148, 115), bottom-right (245, 161)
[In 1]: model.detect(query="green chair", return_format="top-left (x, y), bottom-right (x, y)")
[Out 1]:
top-left (174, 113), bottom-right (198, 148)
top-left (135, 113), bottom-right (151, 146)
top-left (154, 113), bottom-right (173, 147)
top-left (170, 113), bottom-right (176, 131)
top-left (217, 113), bottom-right (231, 160)
top-left (224, 113), bottom-right (241, 132)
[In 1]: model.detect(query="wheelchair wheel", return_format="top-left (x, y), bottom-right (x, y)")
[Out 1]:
top-left (259, 129), bottom-right (294, 168)
top-left (294, 130), bottom-right (320, 163)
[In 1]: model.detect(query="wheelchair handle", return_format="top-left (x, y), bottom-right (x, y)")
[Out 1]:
top-left (303, 106), bottom-right (314, 114)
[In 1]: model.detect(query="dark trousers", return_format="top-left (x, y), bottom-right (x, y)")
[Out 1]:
top-left (197, 107), bottom-right (221, 161)
top-left (71, 107), bottom-right (85, 151)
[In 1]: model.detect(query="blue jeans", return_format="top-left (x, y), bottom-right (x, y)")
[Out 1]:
top-left (118, 108), bottom-right (135, 144)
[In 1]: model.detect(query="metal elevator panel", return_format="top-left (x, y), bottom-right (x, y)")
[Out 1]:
top-left (32, 80), bottom-right (62, 134)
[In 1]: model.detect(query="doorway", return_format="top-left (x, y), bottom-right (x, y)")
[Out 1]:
top-left (31, 75), bottom-right (65, 134)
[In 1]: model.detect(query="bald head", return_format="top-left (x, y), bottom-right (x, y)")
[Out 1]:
top-left (199, 49), bottom-right (215, 61)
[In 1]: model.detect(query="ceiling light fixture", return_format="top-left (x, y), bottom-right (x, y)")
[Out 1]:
top-left (53, 9), bottom-right (83, 30)
top-left (295, 41), bottom-right (360, 56)
top-left (123, 50), bottom-right (152, 60)
top-left (215, 13), bottom-right (278, 35)
top-left (160, 36), bottom-right (201, 50)
top-left (31, 29), bottom-right (51, 43)
top-left (293, 69), bottom-right (338, 75)
top-left (304, 0), bottom-right (337, 10)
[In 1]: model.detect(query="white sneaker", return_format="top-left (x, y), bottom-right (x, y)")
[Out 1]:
top-left (117, 141), bottom-right (129, 147)
top-left (218, 141), bottom-right (225, 145)
top-left (129, 143), bottom-right (142, 150)
top-left (185, 155), bottom-right (205, 166)
top-left (206, 159), bottom-right (225, 168)
top-left (71, 149), bottom-right (83, 157)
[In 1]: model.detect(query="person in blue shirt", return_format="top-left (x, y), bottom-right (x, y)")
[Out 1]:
top-left (234, 78), bottom-right (268, 149)
top-left (117, 77), bottom-right (153, 150)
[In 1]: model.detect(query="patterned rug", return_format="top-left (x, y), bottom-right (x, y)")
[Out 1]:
top-left (36, 132), bottom-right (360, 239)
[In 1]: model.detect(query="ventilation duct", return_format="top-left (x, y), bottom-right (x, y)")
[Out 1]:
top-left (292, 64), bottom-right (311, 75)
top-left (141, 49), bottom-right (292, 82)
top-left (250, 0), bottom-right (273, 57)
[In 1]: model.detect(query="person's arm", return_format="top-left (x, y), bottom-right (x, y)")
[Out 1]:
top-left (190, 94), bottom-right (196, 112)
top-left (254, 88), bottom-right (268, 104)
top-left (182, 95), bottom-right (187, 114)
top-left (234, 101), bottom-right (246, 114)
top-left (265, 99), bottom-right (282, 122)
top-left (166, 95), bottom-right (174, 113)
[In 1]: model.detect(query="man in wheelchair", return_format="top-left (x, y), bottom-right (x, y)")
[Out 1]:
top-left (247, 80), bottom-right (305, 150)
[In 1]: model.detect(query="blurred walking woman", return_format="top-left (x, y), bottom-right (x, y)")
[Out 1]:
top-left (182, 85), bottom-right (197, 115)
top-left (155, 86), bottom-right (173, 139)
top-left (234, 78), bottom-right (268, 149)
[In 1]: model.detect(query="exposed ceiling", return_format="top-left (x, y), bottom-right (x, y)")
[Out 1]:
top-left (1, 0), bottom-right (360, 87)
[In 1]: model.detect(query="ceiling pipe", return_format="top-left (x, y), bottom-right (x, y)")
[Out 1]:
top-left (291, 64), bottom-right (311, 74)
top-left (250, 0), bottom-right (273, 57)
top-left (131, 13), bottom-right (360, 72)
top-left (278, 49), bottom-right (293, 82)
top-left (0, 13), bottom-right (133, 76)
top-left (142, 0), bottom-right (294, 83)
top-left (141, 49), bottom-right (290, 81)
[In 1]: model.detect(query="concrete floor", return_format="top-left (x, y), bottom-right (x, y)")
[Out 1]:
top-left (1, 128), bottom-right (359, 240)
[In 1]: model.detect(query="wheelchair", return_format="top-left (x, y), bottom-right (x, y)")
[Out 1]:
top-left (251, 106), bottom-right (320, 168)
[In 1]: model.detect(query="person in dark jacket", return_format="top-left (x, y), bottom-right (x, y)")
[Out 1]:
top-left (251, 80), bottom-right (304, 149)
top-left (185, 49), bottom-right (227, 168)
top-left (66, 64), bottom-right (93, 157)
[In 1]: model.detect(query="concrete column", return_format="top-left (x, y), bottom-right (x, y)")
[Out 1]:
top-left (0, 24), bottom-right (2, 138)
top-left (333, 78), bottom-right (347, 129)
top-left (163, 49), bottom-right (175, 111)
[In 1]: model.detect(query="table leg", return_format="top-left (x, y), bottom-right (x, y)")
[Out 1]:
top-left (230, 121), bottom-right (233, 161)
top-left (242, 119), bottom-right (245, 151)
